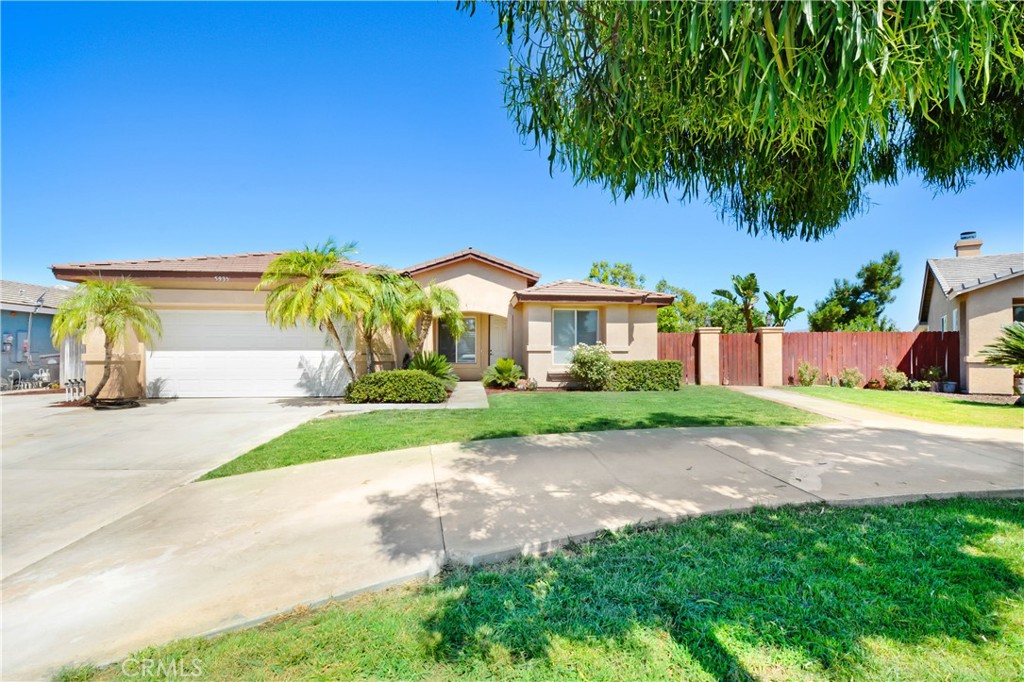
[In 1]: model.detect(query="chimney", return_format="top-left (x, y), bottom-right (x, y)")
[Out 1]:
top-left (954, 231), bottom-right (982, 258)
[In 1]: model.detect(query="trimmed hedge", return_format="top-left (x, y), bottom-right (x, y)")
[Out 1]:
top-left (609, 360), bottom-right (682, 391)
top-left (345, 370), bottom-right (447, 404)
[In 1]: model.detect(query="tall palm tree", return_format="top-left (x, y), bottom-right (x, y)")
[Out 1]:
top-left (258, 240), bottom-right (364, 380)
top-left (357, 270), bottom-right (417, 372)
top-left (51, 278), bottom-right (162, 403)
top-left (405, 281), bottom-right (465, 356)
top-left (712, 273), bottom-right (761, 333)
top-left (763, 289), bottom-right (805, 328)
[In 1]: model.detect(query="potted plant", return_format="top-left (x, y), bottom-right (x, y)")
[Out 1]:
top-left (921, 365), bottom-right (944, 392)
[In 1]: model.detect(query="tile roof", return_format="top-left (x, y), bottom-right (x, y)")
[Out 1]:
top-left (51, 252), bottom-right (379, 281)
top-left (513, 279), bottom-right (674, 305)
top-left (927, 253), bottom-right (1024, 297)
top-left (0, 280), bottom-right (74, 311)
top-left (403, 248), bottom-right (541, 285)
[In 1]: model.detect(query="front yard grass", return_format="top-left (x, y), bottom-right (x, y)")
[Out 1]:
top-left (789, 386), bottom-right (1024, 429)
top-left (61, 498), bottom-right (1024, 682)
top-left (202, 387), bottom-right (824, 479)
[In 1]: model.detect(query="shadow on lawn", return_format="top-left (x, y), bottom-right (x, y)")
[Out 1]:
top-left (468, 411), bottom-right (812, 442)
top-left (419, 501), bottom-right (1023, 681)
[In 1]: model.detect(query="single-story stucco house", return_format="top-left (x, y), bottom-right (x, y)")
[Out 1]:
top-left (917, 232), bottom-right (1024, 394)
top-left (0, 280), bottom-right (85, 388)
top-left (51, 248), bottom-right (673, 398)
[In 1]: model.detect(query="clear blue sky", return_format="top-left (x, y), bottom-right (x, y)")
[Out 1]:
top-left (3, 2), bottom-right (1022, 330)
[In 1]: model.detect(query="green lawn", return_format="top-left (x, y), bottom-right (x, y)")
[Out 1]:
top-left (202, 387), bottom-right (824, 479)
top-left (59, 499), bottom-right (1024, 682)
top-left (789, 386), bottom-right (1024, 429)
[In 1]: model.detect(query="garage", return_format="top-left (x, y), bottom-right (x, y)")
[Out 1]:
top-left (146, 310), bottom-right (353, 398)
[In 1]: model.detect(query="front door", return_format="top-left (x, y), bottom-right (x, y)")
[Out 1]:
top-left (489, 316), bottom-right (507, 364)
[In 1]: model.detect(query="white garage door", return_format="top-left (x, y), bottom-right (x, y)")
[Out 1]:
top-left (146, 310), bottom-right (355, 398)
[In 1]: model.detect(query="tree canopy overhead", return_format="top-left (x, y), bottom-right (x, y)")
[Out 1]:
top-left (461, 1), bottom-right (1024, 240)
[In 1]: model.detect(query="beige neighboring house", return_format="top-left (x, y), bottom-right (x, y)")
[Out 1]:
top-left (917, 232), bottom-right (1024, 394)
top-left (52, 248), bottom-right (673, 398)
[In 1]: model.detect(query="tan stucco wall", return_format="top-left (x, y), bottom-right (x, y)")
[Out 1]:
top-left (695, 327), bottom-right (721, 386)
top-left (757, 328), bottom-right (784, 387)
top-left (925, 279), bottom-right (959, 333)
top-left (960, 276), bottom-right (1024, 394)
top-left (516, 302), bottom-right (662, 387)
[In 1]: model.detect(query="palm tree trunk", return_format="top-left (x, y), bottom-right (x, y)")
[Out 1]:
top-left (88, 338), bottom-right (114, 403)
top-left (413, 312), bottom-right (433, 355)
top-left (324, 318), bottom-right (358, 379)
top-left (363, 328), bottom-right (376, 373)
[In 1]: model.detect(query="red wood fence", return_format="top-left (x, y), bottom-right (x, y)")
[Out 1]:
top-left (720, 333), bottom-right (760, 386)
top-left (658, 331), bottom-right (961, 387)
top-left (657, 333), bottom-right (697, 384)
top-left (782, 331), bottom-right (960, 385)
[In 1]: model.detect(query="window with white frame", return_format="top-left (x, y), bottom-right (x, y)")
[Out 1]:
top-left (952, 308), bottom-right (959, 332)
top-left (940, 315), bottom-right (947, 332)
top-left (439, 317), bottom-right (476, 364)
top-left (552, 309), bottom-right (598, 364)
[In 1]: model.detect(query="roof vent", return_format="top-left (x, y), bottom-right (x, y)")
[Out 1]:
top-left (954, 231), bottom-right (982, 258)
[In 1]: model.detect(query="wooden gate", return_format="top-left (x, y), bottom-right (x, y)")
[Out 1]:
top-left (657, 332), bottom-right (697, 384)
top-left (720, 333), bottom-right (760, 386)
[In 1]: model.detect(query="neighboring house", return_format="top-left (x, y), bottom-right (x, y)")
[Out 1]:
top-left (51, 248), bottom-right (673, 398)
top-left (0, 280), bottom-right (85, 388)
top-left (917, 232), bottom-right (1024, 394)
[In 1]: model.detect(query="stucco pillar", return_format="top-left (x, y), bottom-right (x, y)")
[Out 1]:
top-left (757, 327), bottom-right (785, 387)
top-left (695, 327), bottom-right (721, 386)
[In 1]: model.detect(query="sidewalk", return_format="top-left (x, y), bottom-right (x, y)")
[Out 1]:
top-left (3, 419), bottom-right (1021, 680)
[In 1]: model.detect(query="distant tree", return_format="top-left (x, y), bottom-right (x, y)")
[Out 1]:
top-left (654, 279), bottom-right (707, 333)
top-left (51, 278), bottom-right (162, 402)
top-left (259, 240), bottom-right (364, 380)
top-left (808, 251), bottom-right (903, 331)
top-left (712, 273), bottom-right (761, 333)
top-left (707, 298), bottom-right (767, 335)
top-left (764, 289), bottom-right (805, 327)
top-left (461, 1), bottom-right (1024, 239)
top-left (588, 261), bottom-right (646, 289)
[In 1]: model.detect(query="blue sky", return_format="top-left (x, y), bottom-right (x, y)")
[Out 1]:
top-left (3, 2), bottom-right (1022, 330)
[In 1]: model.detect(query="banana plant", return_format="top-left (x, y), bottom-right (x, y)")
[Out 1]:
top-left (764, 289), bottom-right (805, 328)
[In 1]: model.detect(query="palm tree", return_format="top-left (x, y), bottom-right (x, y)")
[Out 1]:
top-left (258, 240), bottom-right (364, 380)
top-left (980, 322), bottom-right (1024, 406)
top-left (764, 289), bottom-right (805, 328)
top-left (356, 270), bottom-right (417, 372)
top-left (51, 278), bottom-right (162, 403)
top-left (712, 273), bottom-right (761, 333)
top-left (405, 281), bottom-right (465, 356)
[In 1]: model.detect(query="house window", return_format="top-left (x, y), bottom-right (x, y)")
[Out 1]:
top-left (1014, 300), bottom-right (1024, 324)
top-left (438, 317), bottom-right (476, 365)
top-left (552, 309), bottom-right (598, 365)
top-left (940, 315), bottom-right (947, 332)
top-left (952, 308), bottom-right (959, 332)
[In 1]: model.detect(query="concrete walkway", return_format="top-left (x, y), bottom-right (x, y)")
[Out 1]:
top-left (3, 418), bottom-right (1022, 679)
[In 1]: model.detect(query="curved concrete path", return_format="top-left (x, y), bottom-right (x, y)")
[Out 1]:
top-left (3, 400), bottom-right (1021, 680)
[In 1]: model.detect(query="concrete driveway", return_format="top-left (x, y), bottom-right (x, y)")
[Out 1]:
top-left (1, 393), bottom-right (329, 579)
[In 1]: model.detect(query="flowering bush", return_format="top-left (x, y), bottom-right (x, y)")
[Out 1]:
top-left (569, 343), bottom-right (614, 390)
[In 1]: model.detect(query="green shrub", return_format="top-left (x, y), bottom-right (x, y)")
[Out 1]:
top-left (483, 357), bottom-right (525, 388)
top-left (880, 365), bottom-right (909, 391)
top-left (922, 365), bottom-right (945, 381)
top-left (838, 367), bottom-right (864, 388)
top-left (408, 351), bottom-right (459, 390)
top-left (796, 361), bottom-right (820, 387)
top-left (345, 370), bottom-right (447, 404)
top-left (909, 380), bottom-right (931, 391)
top-left (569, 343), bottom-right (614, 390)
top-left (609, 360), bottom-right (682, 391)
